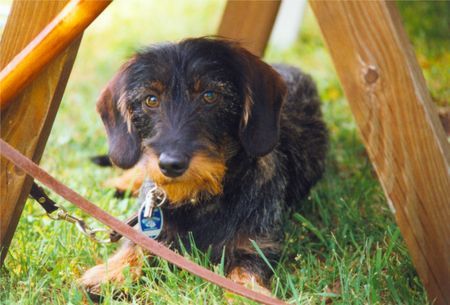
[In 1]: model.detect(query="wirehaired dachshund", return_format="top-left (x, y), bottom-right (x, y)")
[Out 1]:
top-left (80, 37), bottom-right (328, 297)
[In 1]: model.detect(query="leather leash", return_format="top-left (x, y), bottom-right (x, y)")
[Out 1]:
top-left (0, 138), bottom-right (287, 305)
top-left (29, 182), bottom-right (137, 243)
top-left (29, 182), bottom-right (59, 214)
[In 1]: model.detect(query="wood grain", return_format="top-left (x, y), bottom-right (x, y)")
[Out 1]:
top-left (310, 2), bottom-right (450, 304)
top-left (0, 0), bottom-right (111, 109)
top-left (0, 0), bottom-right (82, 265)
top-left (217, 0), bottom-right (281, 56)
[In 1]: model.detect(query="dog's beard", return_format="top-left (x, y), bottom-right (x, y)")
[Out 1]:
top-left (145, 150), bottom-right (226, 204)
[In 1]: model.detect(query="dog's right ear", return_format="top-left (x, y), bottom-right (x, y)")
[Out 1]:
top-left (236, 48), bottom-right (287, 157)
top-left (96, 66), bottom-right (141, 169)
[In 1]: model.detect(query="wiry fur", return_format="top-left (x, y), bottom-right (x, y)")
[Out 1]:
top-left (80, 38), bottom-right (328, 296)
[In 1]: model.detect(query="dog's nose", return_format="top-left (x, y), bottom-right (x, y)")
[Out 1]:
top-left (158, 152), bottom-right (189, 178)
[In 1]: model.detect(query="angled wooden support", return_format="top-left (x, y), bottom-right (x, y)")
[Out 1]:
top-left (218, 0), bottom-right (281, 56)
top-left (0, 0), bottom-right (111, 109)
top-left (310, 1), bottom-right (450, 304)
top-left (0, 1), bottom-right (82, 266)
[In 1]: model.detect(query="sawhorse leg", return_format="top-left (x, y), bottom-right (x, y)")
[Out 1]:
top-left (218, 0), bottom-right (280, 56)
top-left (0, 0), bottom-right (81, 265)
top-left (220, 1), bottom-right (449, 303)
top-left (310, 1), bottom-right (450, 304)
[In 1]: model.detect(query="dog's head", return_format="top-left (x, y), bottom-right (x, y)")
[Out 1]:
top-left (97, 38), bottom-right (286, 203)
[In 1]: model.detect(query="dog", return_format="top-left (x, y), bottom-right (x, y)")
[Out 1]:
top-left (80, 37), bottom-right (328, 297)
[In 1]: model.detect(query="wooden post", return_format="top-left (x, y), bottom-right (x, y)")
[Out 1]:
top-left (218, 0), bottom-right (281, 56)
top-left (310, 2), bottom-right (450, 304)
top-left (0, 0), bottom-right (111, 108)
top-left (0, 1), bottom-right (82, 265)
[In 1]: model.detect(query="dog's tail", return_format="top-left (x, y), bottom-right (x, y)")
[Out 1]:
top-left (90, 154), bottom-right (113, 167)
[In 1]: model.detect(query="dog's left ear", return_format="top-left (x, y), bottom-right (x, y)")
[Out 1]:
top-left (238, 49), bottom-right (287, 157)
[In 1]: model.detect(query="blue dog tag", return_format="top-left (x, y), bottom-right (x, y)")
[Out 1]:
top-left (138, 205), bottom-right (163, 239)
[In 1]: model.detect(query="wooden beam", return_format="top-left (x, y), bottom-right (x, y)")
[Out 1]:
top-left (310, 1), bottom-right (450, 304)
top-left (0, 0), bottom-right (111, 109)
top-left (0, 0), bottom-right (82, 265)
top-left (217, 0), bottom-right (281, 56)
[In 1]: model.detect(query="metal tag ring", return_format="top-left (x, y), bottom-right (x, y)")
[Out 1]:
top-left (150, 185), bottom-right (167, 207)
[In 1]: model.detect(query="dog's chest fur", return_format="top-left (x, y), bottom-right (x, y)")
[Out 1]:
top-left (157, 148), bottom-right (287, 259)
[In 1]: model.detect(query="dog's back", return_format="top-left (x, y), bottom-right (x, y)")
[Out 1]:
top-left (275, 64), bottom-right (328, 204)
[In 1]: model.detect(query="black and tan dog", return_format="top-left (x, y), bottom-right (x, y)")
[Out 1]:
top-left (80, 37), bottom-right (328, 296)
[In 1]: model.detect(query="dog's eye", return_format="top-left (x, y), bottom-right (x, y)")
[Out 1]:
top-left (144, 95), bottom-right (160, 108)
top-left (202, 91), bottom-right (218, 104)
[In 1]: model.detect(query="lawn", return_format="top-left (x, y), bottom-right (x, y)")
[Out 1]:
top-left (2, 1), bottom-right (447, 304)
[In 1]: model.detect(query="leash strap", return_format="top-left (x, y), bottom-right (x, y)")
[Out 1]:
top-left (30, 181), bottom-right (137, 243)
top-left (0, 138), bottom-right (287, 305)
top-left (29, 182), bottom-right (59, 214)
top-left (109, 213), bottom-right (138, 242)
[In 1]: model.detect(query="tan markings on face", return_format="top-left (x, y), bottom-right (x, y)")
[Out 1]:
top-left (145, 149), bottom-right (226, 203)
top-left (117, 81), bottom-right (165, 132)
top-left (149, 81), bottom-right (165, 94)
top-left (193, 79), bottom-right (202, 93)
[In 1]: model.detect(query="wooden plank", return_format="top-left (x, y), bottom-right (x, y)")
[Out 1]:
top-left (0, 0), bottom-right (82, 265)
top-left (310, 2), bottom-right (450, 304)
top-left (0, 0), bottom-right (111, 108)
top-left (217, 0), bottom-right (281, 56)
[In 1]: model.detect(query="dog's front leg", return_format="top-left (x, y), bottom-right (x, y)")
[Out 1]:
top-left (225, 237), bottom-right (281, 297)
top-left (104, 163), bottom-right (147, 196)
top-left (79, 240), bottom-right (144, 295)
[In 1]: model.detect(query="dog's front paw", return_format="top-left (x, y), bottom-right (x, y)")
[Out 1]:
top-left (225, 267), bottom-right (272, 303)
top-left (78, 243), bottom-right (143, 299)
top-left (104, 164), bottom-right (146, 196)
top-left (78, 263), bottom-right (116, 295)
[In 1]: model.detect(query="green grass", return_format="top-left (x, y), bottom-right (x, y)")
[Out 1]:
top-left (1, 1), bottom-right (443, 304)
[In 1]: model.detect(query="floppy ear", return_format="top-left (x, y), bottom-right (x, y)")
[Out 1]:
top-left (96, 67), bottom-right (141, 169)
top-left (238, 49), bottom-right (287, 157)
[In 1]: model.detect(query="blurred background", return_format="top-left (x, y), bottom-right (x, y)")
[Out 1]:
top-left (0, 1), bottom-right (448, 304)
